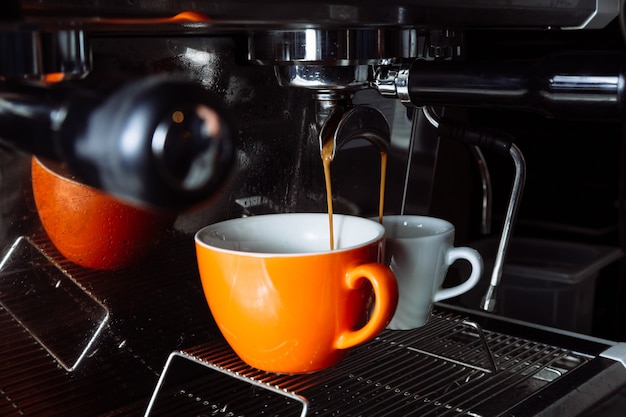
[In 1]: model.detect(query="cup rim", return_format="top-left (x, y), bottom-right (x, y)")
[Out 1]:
top-left (33, 156), bottom-right (91, 189)
top-left (32, 156), bottom-right (165, 214)
top-left (195, 213), bottom-right (385, 258)
top-left (374, 215), bottom-right (454, 238)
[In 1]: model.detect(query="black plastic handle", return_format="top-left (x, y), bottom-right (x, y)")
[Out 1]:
top-left (407, 51), bottom-right (626, 120)
top-left (0, 76), bottom-right (235, 210)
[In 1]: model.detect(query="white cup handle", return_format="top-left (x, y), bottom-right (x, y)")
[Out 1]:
top-left (433, 247), bottom-right (483, 302)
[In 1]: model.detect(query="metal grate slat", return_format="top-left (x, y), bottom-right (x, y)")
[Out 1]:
top-left (154, 311), bottom-right (594, 416)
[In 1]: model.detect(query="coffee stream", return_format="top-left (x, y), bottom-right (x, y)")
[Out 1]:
top-left (322, 139), bottom-right (387, 250)
top-left (378, 153), bottom-right (388, 225)
top-left (322, 139), bottom-right (336, 250)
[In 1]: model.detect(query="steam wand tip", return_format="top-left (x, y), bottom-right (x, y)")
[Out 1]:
top-left (481, 284), bottom-right (498, 312)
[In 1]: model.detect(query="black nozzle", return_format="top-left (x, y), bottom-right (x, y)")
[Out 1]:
top-left (72, 77), bottom-right (235, 210)
top-left (0, 76), bottom-right (236, 210)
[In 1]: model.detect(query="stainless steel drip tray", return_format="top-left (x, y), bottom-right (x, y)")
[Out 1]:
top-left (145, 307), bottom-right (626, 417)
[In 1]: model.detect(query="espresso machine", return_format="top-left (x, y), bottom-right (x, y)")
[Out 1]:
top-left (2, 1), bottom-right (626, 416)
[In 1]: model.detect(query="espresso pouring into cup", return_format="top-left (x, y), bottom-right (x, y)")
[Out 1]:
top-left (195, 213), bottom-right (398, 374)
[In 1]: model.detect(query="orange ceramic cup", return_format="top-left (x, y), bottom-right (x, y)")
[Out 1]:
top-left (195, 213), bottom-right (398, 374)
top-left (31, 157), bottom-right (171, 270)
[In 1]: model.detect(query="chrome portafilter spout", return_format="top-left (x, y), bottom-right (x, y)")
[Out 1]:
top-left (274, 63), bottom-right (371, 125)
top-left (272, 61), bottom-right (391, 221)
top-left (313, 92), bottom-right (354, 136)
top-left (318, 103), bottom-right (391, 161)
top-left (274, 62), bottom-right (390, 165)
top-left (249, 26), bottom-right (418, 143)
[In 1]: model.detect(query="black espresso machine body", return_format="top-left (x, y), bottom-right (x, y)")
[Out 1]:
top-left (2, 1), bottom-right (626, 416)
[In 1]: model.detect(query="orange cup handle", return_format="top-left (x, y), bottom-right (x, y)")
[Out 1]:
top-left (335, 263), bottom-right (398, 350)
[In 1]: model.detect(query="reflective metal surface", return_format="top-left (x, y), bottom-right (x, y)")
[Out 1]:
top-left (147, 308), bottom-right (626, 417)
top-left (276, 64), bottom-right (371, 90)
top-left (0, 28), bottom-right (90, 79)
top-left (248, 29), bottom-right (424, 65)
top-left (374, 52), bottom-right (626, 120)
top-left (16, 0), bottom-right (617, 29)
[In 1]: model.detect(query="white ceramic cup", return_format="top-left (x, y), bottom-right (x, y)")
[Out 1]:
top-left (377, 215), bottom-right (483, 330)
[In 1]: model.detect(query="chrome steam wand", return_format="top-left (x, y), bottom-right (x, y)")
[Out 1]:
top-left (423, 106), bottom-right (526, 312)
top-left (481, 144), bottom-right (525, 311)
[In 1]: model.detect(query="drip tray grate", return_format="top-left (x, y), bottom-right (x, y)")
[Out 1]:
top-left (146, 311), bottom-right (591, 416)
top-left (0, 236), bottom-right (109, 371)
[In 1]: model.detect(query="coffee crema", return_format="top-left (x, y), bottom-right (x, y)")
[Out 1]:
top-left (322, 139), bottom-right (387, 250)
